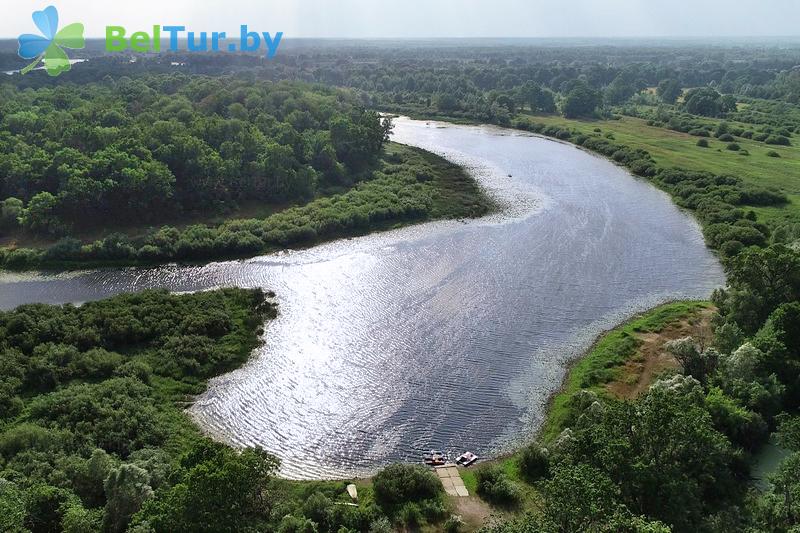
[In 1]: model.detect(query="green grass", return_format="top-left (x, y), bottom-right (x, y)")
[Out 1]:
top-left (539, 300), bottom-right (711, 443)
top-left (525, 114), bottom-right (800, 223)
top-left (460, 457), bottom-right (522, 494)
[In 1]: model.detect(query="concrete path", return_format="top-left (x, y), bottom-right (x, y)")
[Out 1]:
top-left (435, 465), bottom-right (469, 497)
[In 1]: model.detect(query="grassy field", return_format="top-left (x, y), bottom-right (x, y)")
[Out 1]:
top-left (525, 113), bottom-right (800, 226)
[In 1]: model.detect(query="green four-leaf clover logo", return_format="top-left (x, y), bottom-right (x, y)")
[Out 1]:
top-left (17, 6), bottom-right (85, 77)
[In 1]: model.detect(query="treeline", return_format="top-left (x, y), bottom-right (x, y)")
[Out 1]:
top-left (13, 41), bottom-right (800, 124)
top-left (0, 76), bottom-right (391, 236)
top-left (0, 289), bottom-right (454, 532)
top-left (0, 144), bottom-right (493, 269)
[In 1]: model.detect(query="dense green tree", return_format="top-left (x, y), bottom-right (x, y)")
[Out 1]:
top-left (657, 79), bottom-right (682, 104)
top-left (683, 87), bottom-right (725, 117)
top-left (562, 82), bottom-right (603, 118)
top-left (103, 464), bottom-right (154, 533)
top-left (132, 441), bottom-right (279, 532)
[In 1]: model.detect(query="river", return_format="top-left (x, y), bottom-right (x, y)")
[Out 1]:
top-left (0, 117), bottom-right (725, 478)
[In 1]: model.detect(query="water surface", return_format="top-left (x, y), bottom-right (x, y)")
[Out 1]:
top-left (0, 118), bottom-right (724, 478)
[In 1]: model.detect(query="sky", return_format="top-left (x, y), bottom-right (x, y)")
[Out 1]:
top-left (3, 0), bottom-right (800, 39)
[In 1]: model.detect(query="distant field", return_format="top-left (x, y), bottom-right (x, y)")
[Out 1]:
top-left (526, 113), bottom-right (800, 226)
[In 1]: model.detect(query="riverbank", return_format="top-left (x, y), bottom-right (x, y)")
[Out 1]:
top-left (453, 301), bottom-right (715, 527)
top-left (0, 142), bottom-right (496, 271)
top-left (381, 107), bottom-right (792, 260)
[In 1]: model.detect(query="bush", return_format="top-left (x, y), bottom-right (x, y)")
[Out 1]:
top-left (397, 503), bottom-right (423, 529)
top-left (444, 515), bottom-right (464, 533)
top-left (475, 466), bottom-right (521, 506)
top-left (720, 240), bottom-right (745, 257)
top-left (765, 135), bottom-right (791, 146)
top-left (628, 159), bottom-right (657, 176)
top-left (689, 129), bottom-right (710, 137)
top-left (519, 443), bottom-right (550, 482)
top-left (766, 150), bottom-right (781, 158)
top-left (717, 133), bottom-right (735, 142)
top-left (726, 143), bottom-right (741, 151)
top-left (0, 197), bottom-right (23, 231)
top-left (372, 464), bottom-right (442, 507)
top-left (697, 138), bottom-right (709, 147)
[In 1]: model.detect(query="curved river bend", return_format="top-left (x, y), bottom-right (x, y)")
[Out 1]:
top-left (0, 118), bottom-right (724, 479)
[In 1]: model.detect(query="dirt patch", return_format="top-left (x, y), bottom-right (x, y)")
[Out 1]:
top-left (606, 307), bottom-right (715, 399)
top-left (451, 495), bottom-right (496, 531)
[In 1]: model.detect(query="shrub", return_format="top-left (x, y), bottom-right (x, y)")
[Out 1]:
top-left (397, 503), bottom-right (423, 528)
top-left (475, 466), bottom-right (521, 506)
top-left (765, 135), bottom-right (791, 146)
top-left (717, 133), bottom-right (735, 142)
top-left (766, 150), bottom-right (781, 158)
top-left (519, 443), bottom-right (550, 481)
top-left (689, 129), bottom-right (710, 137)
top-left (418, 499), bottom-right (447, 522)
top-left (720, 240), bottom-right (745, 257)
top-left (628, 159), bottom-right (657, 176)
top-left (42, 238), bottom-right (83, 261)
top-left (726, 143), bottom-right (740, 151)
top-left (696, 138), bottom-right (709, 147)
top-left (303, 491), bottom-right (332, 528)
top-left (444, 515), bottom-right (464, 533)
top-left (372, 464), bottom-right (442, 507)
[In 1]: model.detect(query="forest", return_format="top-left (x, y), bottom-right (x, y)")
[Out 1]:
top-left (0, 77), bottom-right (391, 230)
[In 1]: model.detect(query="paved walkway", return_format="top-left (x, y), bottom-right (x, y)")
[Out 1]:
top-left (435, 465), bottom-right (469, 497)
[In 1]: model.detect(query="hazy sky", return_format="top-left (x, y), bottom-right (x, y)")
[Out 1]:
top-left (4, 0), bottom-right (800, 39)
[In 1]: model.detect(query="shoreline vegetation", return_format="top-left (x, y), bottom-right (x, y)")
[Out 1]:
top-left (0, 141), bottom-right (495, 271)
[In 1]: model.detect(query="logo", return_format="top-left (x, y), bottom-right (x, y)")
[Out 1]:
top-left (105, 26), bottom-right (283, 57)
top-left (17, 6), bottom-right (85, 77)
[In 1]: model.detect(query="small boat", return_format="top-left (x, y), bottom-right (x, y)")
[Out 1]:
top-left (423, 449), bottom-right (447, 466)
top-left (455, 451), bottom-right (478, 467)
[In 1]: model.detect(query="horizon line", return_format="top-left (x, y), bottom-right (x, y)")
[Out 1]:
top-left (4, 35), bottom-right (800, 41)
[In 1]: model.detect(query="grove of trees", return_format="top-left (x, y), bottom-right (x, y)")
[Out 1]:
top-left (0, 77), bottom-right (391, 237)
